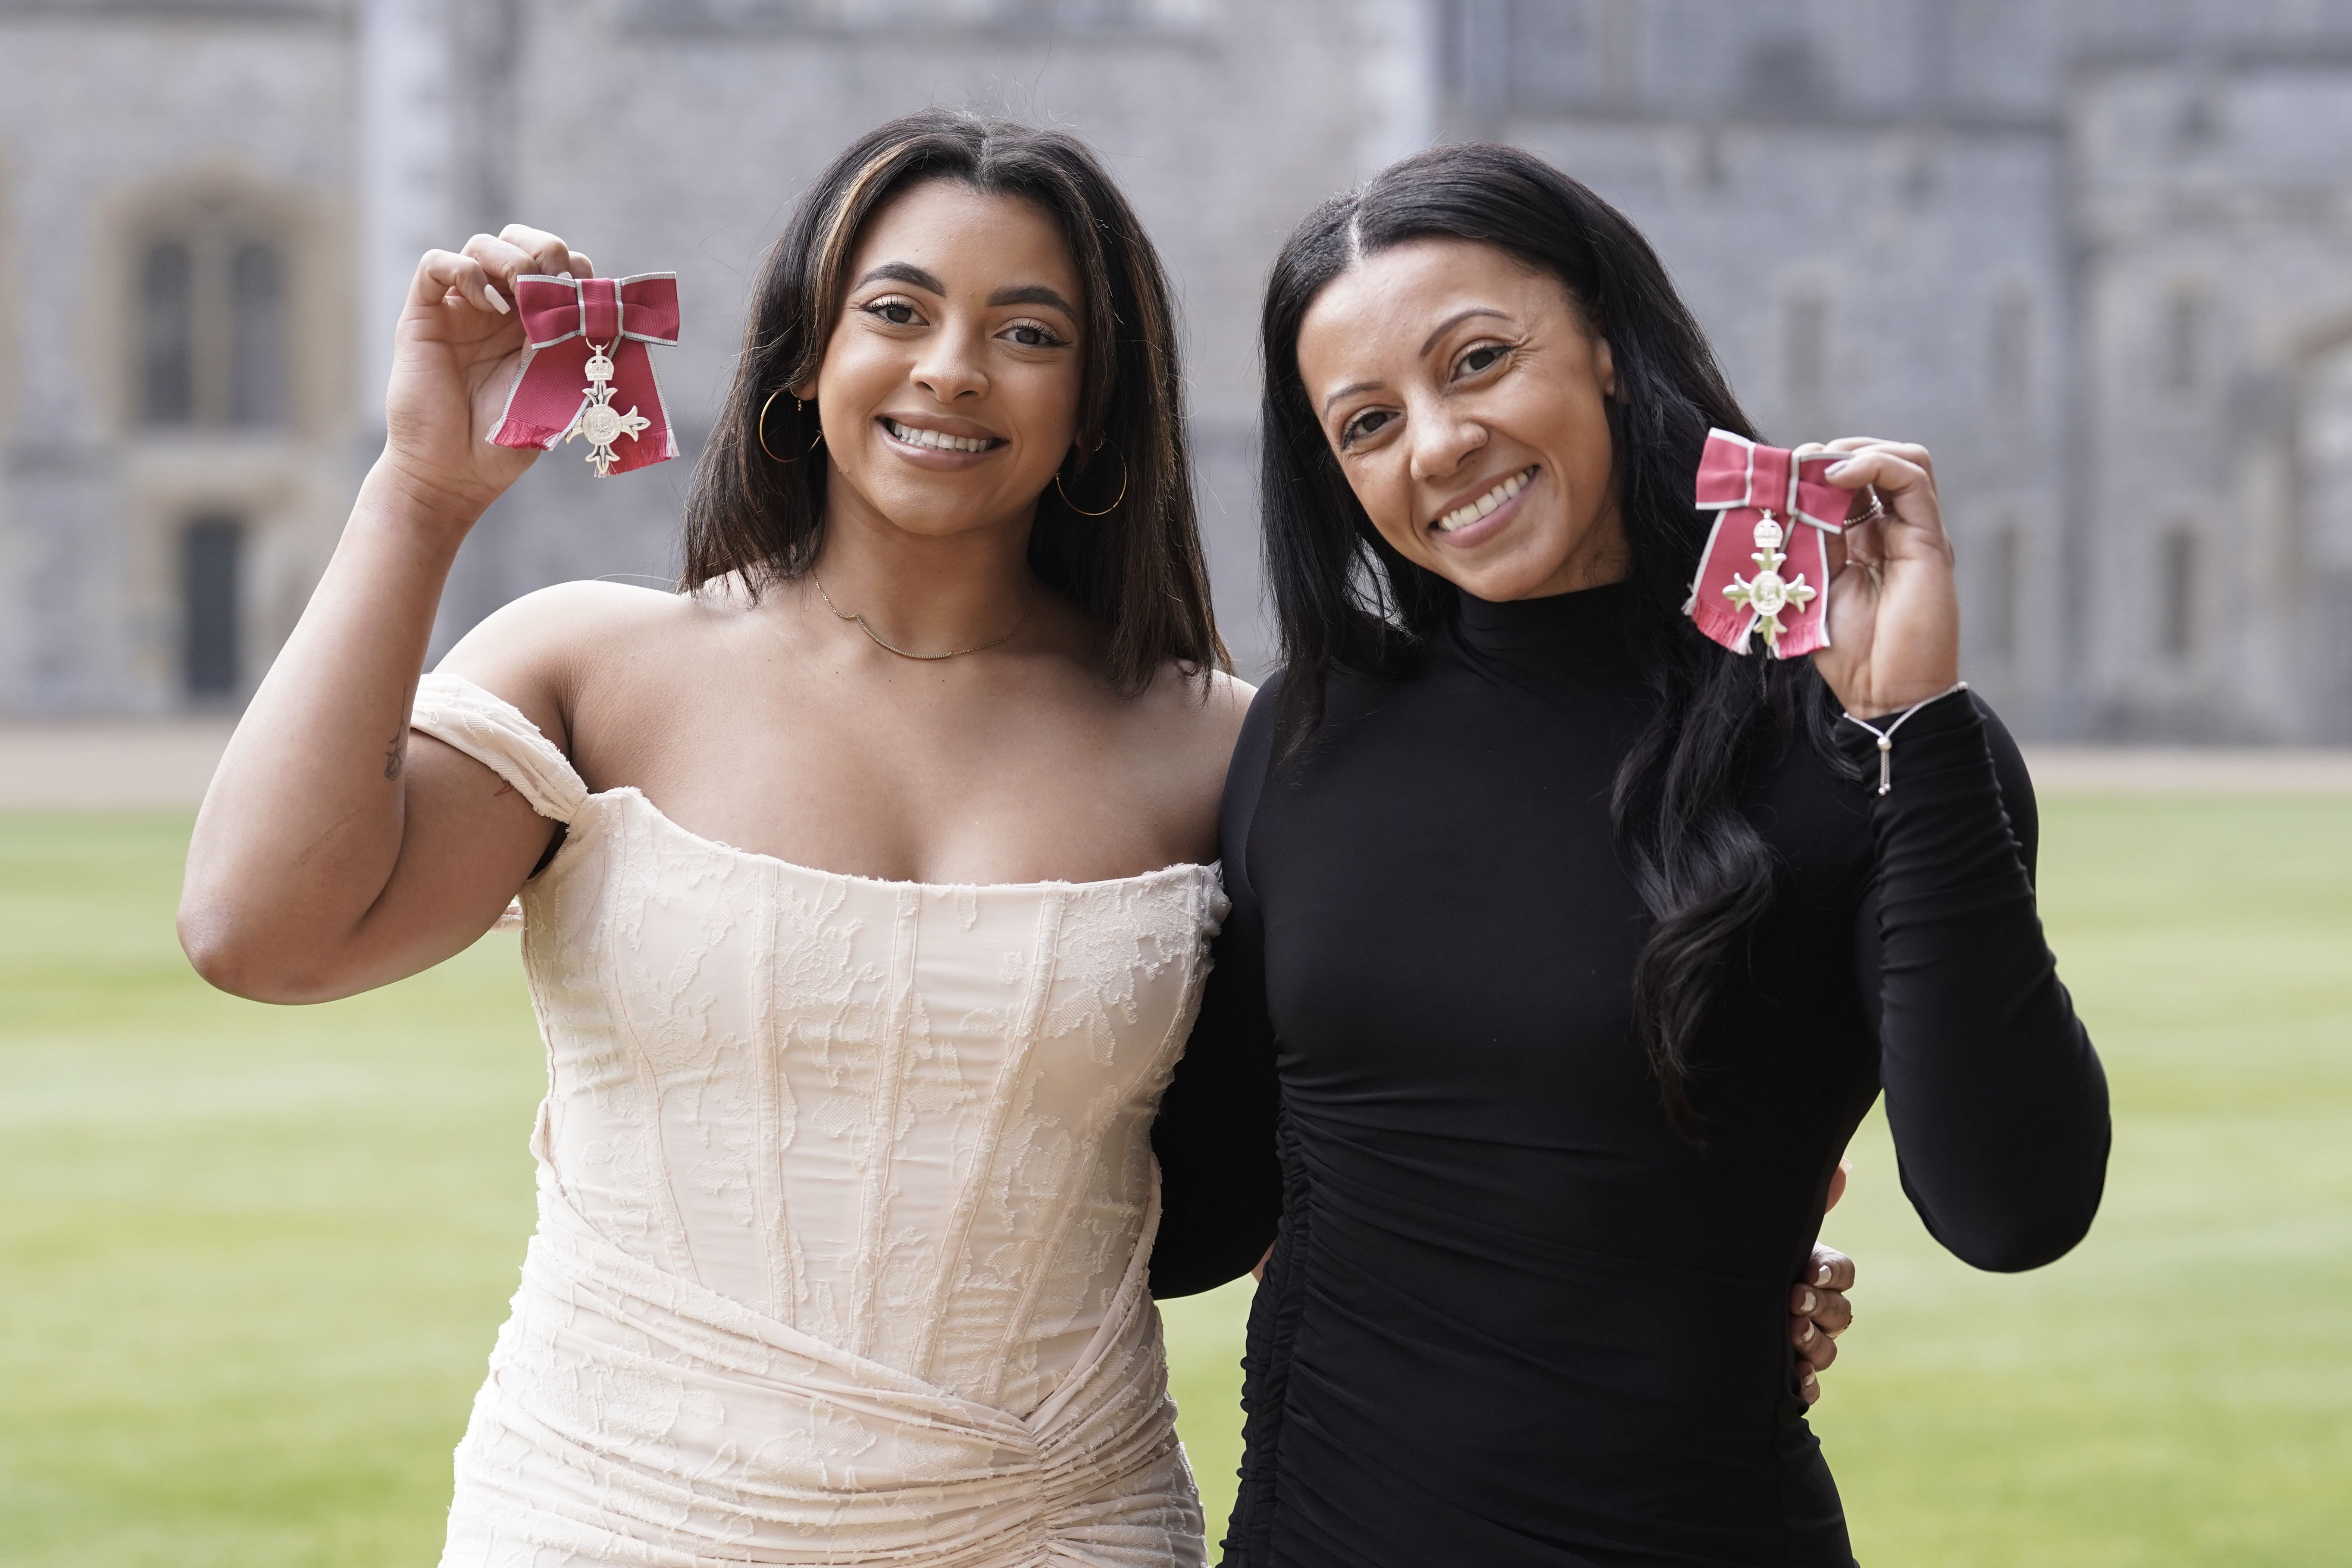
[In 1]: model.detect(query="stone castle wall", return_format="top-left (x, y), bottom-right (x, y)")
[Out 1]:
top-left (6, 0), bottom-right (2352, 737)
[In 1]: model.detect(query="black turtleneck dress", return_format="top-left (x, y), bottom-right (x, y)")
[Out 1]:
top-left (1146, 582), bottom-right (2111, 1568)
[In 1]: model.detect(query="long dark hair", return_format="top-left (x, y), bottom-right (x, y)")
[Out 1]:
top-left (683, 110), bottom-right (1226, 690)
top-left (1259, 142), bottom-right (1842, 1138)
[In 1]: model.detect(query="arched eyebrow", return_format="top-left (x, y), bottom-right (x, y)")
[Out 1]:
top-left (1420, 306), bottom-right (1511, 357)
top-left (852, 266), bottom-right (1076, 323)
top-left (988, 284), bottom-right (1079, 317)
top-left (854, 262), bottom-right (946, 294)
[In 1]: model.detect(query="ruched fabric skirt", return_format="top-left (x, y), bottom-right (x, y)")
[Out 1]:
top-left (439, 1171), bottom-right (1204, 1568)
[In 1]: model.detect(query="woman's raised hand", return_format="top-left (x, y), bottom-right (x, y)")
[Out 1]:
top-left (1804, 438), bottom-right (1962, 719)
top-left (186, 220), bottom-right (596, 1005)
top-left (383, 224), bottom-right (595, 522)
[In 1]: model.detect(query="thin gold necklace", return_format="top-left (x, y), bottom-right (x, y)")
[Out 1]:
top-left (811, 573), bottom-right (1027, 661)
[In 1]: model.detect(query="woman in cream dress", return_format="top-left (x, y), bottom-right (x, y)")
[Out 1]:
top-left (181, 113), bottom-right (1248, 1566)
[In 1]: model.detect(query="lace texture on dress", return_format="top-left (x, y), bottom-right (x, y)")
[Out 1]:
top-left (410, 674), bottom-right (1227, 1568)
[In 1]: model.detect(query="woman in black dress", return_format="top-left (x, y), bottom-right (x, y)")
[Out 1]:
top-left (1151, 144), bottom-right (2110, 1565)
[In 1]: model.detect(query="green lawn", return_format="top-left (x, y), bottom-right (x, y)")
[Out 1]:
top-left (1, 800), bottom-right (2346, 1565)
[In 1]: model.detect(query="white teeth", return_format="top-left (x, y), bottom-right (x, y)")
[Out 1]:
top-left (1435, 467), bottom-right (1534, 532)
top-left (887, 418), bottom-right (994, 453)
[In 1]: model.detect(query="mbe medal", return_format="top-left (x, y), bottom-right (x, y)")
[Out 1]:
top-left (565, 343), bottom-right (654, 476)
top-left (1683, 429), bottom-right (1851, 659)
top-left (489, 272), bottom-right (682, 479)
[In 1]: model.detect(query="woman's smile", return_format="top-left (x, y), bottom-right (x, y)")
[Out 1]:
top-left (1429, 464), bottom-right (1540, 546)
top-left (877, 413), bottom-right (1009, 467)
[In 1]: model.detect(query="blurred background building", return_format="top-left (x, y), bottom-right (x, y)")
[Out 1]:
top-left (6, 0), bottom-right (2352, 739)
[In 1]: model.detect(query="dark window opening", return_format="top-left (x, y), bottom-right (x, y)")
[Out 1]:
top-left (182, 516), bottom-right (243, 699)
top-left (1985, 526), bottom-right (2021, 659)
top-left (135, 225), bottom-right (289, 431)
top-left (141, 241), bottom-right (195, 425)
top-left (1743, 34), bottom-right (1827, 118)
top-left (2177, 91), bottom-right (2220, 146)
top-left (2161, 528), bottom-right (2197, 660)
top-left (231, 242), bottom-right (287, 426)
top-left (2165, 291), bottom-right (2205, 392)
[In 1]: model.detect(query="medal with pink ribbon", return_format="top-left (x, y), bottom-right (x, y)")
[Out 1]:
top-left (1684, 428), bottom-right (1852, 657)
top-left (489, 272), bottom-right (680, 477)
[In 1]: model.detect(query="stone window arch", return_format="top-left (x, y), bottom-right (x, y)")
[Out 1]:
top-left (130, 195), bottom-right (290, 431)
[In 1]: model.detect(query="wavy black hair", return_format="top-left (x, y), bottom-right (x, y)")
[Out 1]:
top-left (1258, 142), bottom-right (1844, 1139)
top-left (683, 110), bottom-right (1225, 690)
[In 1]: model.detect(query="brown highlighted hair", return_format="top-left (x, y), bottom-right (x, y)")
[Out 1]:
top-left (682, 110), bottom-right (1225, 690)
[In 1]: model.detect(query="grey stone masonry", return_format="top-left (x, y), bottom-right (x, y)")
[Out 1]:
top-left (1463, 0), bottom-right (2352, 740)
top-left (6, 0), bottom-right (2352, 737)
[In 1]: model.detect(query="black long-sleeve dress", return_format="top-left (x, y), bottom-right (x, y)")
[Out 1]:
top-left (1148, 580), bottom-right (2110, 1567)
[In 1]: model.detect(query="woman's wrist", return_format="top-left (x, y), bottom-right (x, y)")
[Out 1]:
top-left (1848, 677), bottom-right (1967, 729)
top-left (359, 455), bottom-right (496, 552)
top-left (1836, 682), bottom-right (1976, 797)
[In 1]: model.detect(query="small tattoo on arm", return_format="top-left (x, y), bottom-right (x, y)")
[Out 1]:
top-left (384, 731), bottom-right (404, 780)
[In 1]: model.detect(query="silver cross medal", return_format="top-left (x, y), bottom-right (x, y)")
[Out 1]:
top-left (1722, 511), bottom-right (1817, 651)
top-left (563, 342), bottom-right (651, 476)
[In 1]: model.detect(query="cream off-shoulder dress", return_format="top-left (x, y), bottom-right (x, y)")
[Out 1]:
top-left (410, 673), bottom-right (1227, 1568)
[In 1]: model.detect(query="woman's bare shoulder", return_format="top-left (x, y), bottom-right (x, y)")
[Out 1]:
top-left (1196, 667), bottom-right (1259, 743)
top-left (1120, 662), bottom-right (1258, 773)
top-left (432, 579), bottom-right (719, 745)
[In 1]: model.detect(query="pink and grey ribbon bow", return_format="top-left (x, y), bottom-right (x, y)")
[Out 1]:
top-left (1684, 428), bottom-right (1849, 657)
top-left (490, 272), bottom-right (680, 477)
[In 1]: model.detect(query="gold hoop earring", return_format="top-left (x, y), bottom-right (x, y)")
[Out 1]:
top-left (1054, 443), bottom-right (1128, 517)
top-left (758, 391), bottom-right (823, 463)
top-left (758, 390), bottom-right (797, 464)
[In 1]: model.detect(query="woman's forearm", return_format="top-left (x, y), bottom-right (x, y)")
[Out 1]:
top-left (1859, 693), bottom-right (2111, 1271)
top-left (178, 463), bottom-right (478, 997)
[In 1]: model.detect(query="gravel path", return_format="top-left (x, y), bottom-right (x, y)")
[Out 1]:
top-left (2016, 746), bottom-right (2352, 795)
top-left (2, 720), bottom-right (240, 810)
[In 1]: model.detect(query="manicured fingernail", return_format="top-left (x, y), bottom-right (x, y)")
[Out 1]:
top-left (1801, 1289), bottom-right (1817, 1314)
top-left (1825, 460), bottom-right (1855, 479)
top-left (1800, 1321), bottom-right (1817, 1343)
top-left (1802, 1368), bottom-right (1817, 1385)
top-left (485, 285), bottom-right (510, 314)
top-left (1816, 1263), bottom-right (1833, 1284)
